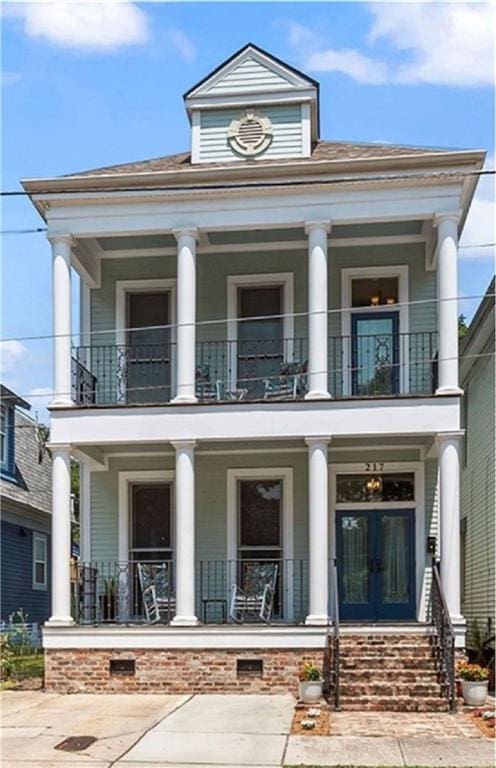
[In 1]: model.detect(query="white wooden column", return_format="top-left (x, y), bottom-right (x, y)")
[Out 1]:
top-left (305, 436), bottom-right (331, 625)
top-left (434, 213), bottom-right (462, 395)
top-left (47, 445), bottom-right (74, 625)
top-left (438, 432), bottom-right (464, 632)
top-left (305, 221), bottom-right (331, 399)
top-left (50, 235), bottom-right (73, 406)
top-left (173, 228), bottom-right (198, 403)
top-left (171, 440), bottom-right (199, 626)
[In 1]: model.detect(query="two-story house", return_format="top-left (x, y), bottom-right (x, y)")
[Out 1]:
top-left (23, 45), bottom-right (485, 708)
top-left (1, 385), bottom-right (52, 627)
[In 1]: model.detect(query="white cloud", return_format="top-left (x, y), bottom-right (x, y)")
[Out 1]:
top-left (0, 341), bottom-right (28, 374)
top-left (165, 28), bottom-right (196, 62)
top-left (1, 71), bottom-right (21, 86)
top-left (460, 154), bottom-right (495, 261)
top-left (6, 0), bottom-right (149, 52)
top-left (286, 3), bottom-right (495, 87)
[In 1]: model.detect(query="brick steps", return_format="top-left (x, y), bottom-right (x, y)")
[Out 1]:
top-left (335, 632), bottom-right (449, 712)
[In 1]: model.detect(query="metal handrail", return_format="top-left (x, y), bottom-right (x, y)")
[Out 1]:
top-left (330, 558), bottom-right (341, 710)
top-left (431, 561), bottom-right (457, 712)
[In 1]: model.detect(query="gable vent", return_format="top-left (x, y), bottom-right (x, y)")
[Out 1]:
top-left (228, 111), bottom-right (273, 157)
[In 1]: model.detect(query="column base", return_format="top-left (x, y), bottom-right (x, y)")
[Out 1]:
top-left (45, 617), bottom-right (75, 627)
top-left (172, 395), bottom-right (198, 404)
top-left (435, 386), bottom-right (464, 396)
top-left (305, 391), bottom-right (332, 401)
top-left (171, 615), bottom-right (200, 627)
top-left (50, 398), bottom-right (74, 408)
top-left (451, 615), bottom-right (467, 648)
top-left (305, 614), bottom-right (330, 627)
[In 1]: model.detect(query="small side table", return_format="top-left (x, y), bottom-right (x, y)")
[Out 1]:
top-left (202, 598), bottom-right (227, 623)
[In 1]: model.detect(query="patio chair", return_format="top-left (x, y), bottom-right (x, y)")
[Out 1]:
top-left (230, 562), bottom-right (279, 624)
top-left (137, 563), bottom-right (175, 624)
top-left (195, 365), bottom-right (218, 402)
top-left (263, 361), bottom-right (307, 400)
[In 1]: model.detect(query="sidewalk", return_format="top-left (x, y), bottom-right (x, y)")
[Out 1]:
top-left (1, 691), bottom-right (494, 767)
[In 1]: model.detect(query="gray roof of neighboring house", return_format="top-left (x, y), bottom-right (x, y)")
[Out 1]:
top-left (0, 409), bottom-right (51, 517)
top-left (460, 277), bottom-right (495, 380)
top-left (65, 140), bottom-right (467, 178)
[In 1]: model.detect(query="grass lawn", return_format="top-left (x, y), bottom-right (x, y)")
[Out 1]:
top-left (0, 652), bottom-right (44, 690)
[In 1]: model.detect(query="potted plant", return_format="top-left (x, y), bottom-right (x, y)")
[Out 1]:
top-left (457, 661), bottom-right (490, 706)
top-left (299, 662), bottom-right (323, 703)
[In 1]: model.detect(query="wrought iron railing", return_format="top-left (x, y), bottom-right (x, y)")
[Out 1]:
top-left (329, 558), bottom-right (341, 710)
top-left (71, 558), bottom-right (308, 625)
top-left (71, 331), bottom-right (438, 406)
top-left (431, 562), bottom-right (457, 712)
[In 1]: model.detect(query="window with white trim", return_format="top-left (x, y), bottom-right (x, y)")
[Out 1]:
top-left (32, 533), bottom-right (48, 590)
top-left (0, 405), bottom-right (7, 465)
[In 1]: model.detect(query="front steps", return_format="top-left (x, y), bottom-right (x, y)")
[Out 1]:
top-left (336, 631), bottom-right (450, 711)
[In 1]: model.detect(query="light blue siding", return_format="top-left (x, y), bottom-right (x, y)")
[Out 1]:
top-left (205, 56), bottom-right (294, 95)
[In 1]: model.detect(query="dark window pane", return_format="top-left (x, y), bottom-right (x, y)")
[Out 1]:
top-left (336, 473), bottom-right (414, 503)
top-left (239, 287), bottom-right (281, 319)
top-left (239, 480), bottom-right (281, 547)
top-left (127, 292), bottom-right (170, 346)
top-left (131, 484), bottom-right (171, 550)
top-left (35, 562), bottom-right (45, 584)
top-left (351, 277), bottom-right (398, 307)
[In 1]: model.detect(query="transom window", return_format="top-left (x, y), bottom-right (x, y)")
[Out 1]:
top-left (351, 277), bottom-right (399, 308)
top-left (336, 473), bottom-right (415, 504)
top-left (32, 533), bottom-right (48, 590)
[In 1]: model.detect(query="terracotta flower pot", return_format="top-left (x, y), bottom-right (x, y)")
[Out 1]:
top-left (461, 680), bottom-right (489, 707)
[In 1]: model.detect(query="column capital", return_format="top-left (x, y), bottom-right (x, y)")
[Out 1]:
top-left (433, 212), bottom-right (461, 228)
top-left (48, 234), bottom-right (75, 248)
top-left (173, 227), bottom-right (199, 242)
top-left (304, 220), bottom-right (332, 235)
top-left (436, 431), bottom-right (464, 445)
top-left (305, 436), bottom-right (332, 447)
top-left (171, 439), bottom-right (198, 450)
top-left (48, 443), bottom-right (72, 454)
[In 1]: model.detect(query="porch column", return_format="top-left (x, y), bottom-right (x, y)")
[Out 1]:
top-left (171, 440), bottom-right (199, 626)
top-left (173, 228), bottom-right (198, 403)
top-left (50, 235), bottom-right (73, 406)
top-left (47, 445), bottom-right (74, 625)
top-left (438, 432), bottom-right (464, 630)
top-left (305, 221), bottom-right (332, 399)
top-left (434, 213), bottom-right (462, 395)
top-left (305, 436), bottom-right (331, 625)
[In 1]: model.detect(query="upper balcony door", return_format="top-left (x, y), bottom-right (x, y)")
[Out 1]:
top-left (237, 286), bottom-right (284, 398)
top-left (126, 291), bottom-right (171, 404)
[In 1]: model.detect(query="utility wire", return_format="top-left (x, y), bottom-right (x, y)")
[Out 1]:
top-left (1, 167), bottom-right (494, 198)
top-left (1, 292), bottom-right (494, 345)
top-left (2, 349), bottom-right (494, 404)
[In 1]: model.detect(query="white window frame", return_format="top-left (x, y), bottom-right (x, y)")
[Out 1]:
top-left (32, 533), bottom-right (48, 591)
top-left (226, 272), bottom-right (294, 391)
top-left (329, 461), bottom-right (426, 621)
top-left (341, 265), bottom-right (409, 396)
top-left (0, 404), bottom-right (7, 466)
top-left (226, 467), bottom-right (294, 621)
top-left (118, 470), bottom-right (175, 563)
top-left (115, 279), bottom-right (177, 401)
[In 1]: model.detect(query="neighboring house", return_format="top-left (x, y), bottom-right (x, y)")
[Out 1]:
top-left (1, 385), bottom-right (51, 625)
top-left (22, 44), bottom-right (486, 708)
top-left (460, 279), bottom-right (495, 653)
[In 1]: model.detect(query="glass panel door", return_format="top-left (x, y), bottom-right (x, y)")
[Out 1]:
top-left (238, 287), bottom-right (283, 398)
top-left (336, 511), bottom-right (374, 620)
top-left (377, 510), bottom-right (415, 619)
top-left (351, 312), bottom-right (399, 396)
top-left (126, 292), bottom-right (171, 403)
top-left (238, 479), bottom-right (283, 616)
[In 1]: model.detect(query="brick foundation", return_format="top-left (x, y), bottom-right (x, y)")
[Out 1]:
top-left (44, 648), bottom-right (324, 694)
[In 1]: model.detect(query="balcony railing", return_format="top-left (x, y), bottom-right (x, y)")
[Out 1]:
top-left (71, 331), bottom-right (438, 406)
top-left (71, 559), bottom-right (308, 626)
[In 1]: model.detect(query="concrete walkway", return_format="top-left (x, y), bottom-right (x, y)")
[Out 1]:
top-left (1, 691), bottom-right (494, 767)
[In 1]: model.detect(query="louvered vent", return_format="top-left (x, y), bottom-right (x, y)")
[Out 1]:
top-left (228, 111), bottom-right (273, 157)
top-left (238, 118), bottom-right (264, 148)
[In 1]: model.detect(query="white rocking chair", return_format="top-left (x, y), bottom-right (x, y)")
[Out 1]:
top-left (230, 562), bottom-right (279, 624)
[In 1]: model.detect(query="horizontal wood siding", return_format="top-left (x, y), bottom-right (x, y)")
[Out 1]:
top-left (1, 519), bottom-right (50, 624)
top-left (461, 337), bottom-right (495, 645)
top-left (205, 57), bottom-right (293, 95)
top-left (199, 105), bottom-right (303, 163)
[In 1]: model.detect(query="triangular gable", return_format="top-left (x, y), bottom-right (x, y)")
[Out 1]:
top-left (185, 44), bottom-right (317, 99)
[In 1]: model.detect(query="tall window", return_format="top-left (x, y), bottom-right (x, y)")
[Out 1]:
top-left (0, 405), bottom-right (7, 464)
top-left (33, 533), bottom-right (48, 590)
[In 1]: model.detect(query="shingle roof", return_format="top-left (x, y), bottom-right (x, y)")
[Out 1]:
top-left (66, 140), bottom-right (458, 178)
top-left (0, 410), bottom-right (51, 517)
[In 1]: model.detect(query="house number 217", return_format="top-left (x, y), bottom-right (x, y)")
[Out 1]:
top-left (365, 462), bottom-right (384, 472)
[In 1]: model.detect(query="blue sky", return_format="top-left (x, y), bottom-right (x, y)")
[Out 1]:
top-left (1, 1), bottom-right (494, 420)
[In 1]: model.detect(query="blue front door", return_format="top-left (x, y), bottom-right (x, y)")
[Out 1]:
top-left (336, 509), bottom-right (415, 620)
top-left (351, 312), bottom-right (400, 395)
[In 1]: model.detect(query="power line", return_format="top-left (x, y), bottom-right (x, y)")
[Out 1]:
top-left (1, 349), bottom-right (494, 404)
top-left (2, 167), bottom-right (494, 198)
top-left (1, 292), bottom-right (494, 345)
